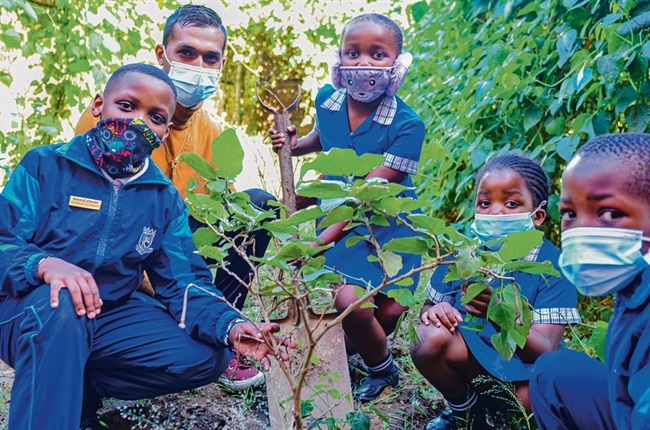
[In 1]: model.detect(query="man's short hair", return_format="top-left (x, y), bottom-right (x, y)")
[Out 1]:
top-left (162, 5), bottom-right (227, 50)
top-left (104, 63), bottom-right (177, 103)
top-left (574, 133), bottom-right (650, 203)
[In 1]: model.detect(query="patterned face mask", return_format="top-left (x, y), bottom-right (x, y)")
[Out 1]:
top-left (87, 118), bottom-right (162, 178)
top-left (331, 52), bottom-right (413, 103)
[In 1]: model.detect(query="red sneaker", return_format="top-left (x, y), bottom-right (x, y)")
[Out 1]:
top-left (218, 356), bottom-right (265, 392)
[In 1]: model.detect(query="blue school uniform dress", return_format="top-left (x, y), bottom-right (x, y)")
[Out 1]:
top-left (426, 238), bottom-right (581, 382)
top-left (530, 266), bottom-right (650, 430)
top-left (314, 85), bottom-right (425, 292)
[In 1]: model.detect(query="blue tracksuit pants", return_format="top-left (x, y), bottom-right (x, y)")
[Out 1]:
top-left (0, 286), bottom-right (231, 429)
top-left (529, 349), bottom-right (616, 430)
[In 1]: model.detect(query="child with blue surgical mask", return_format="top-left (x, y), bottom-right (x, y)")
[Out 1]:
top-left (530, 133), bottom-right (650, 430)
top-left (410, 153), bottom-right (581, 430)
top-left (270, 13), bottom-right (425, 402)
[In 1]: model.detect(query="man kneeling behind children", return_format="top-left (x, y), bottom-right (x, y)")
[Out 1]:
top-left (0, 63), bottom-right (294, 430)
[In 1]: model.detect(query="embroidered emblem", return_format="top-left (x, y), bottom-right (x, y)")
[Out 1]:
top-left (135, 227), bottom-right (156, 255)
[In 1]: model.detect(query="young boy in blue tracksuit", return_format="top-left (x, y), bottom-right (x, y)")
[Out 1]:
top-left (0, 63), bottom-right (291, 430)
top-left (530, 133), bottom-right (650, 429)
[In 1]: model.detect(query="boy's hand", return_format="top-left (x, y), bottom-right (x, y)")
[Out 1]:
top-left (461, 284), bottom-right (494, 318)
top-left (421, 302), bottom-right (463, 332)
top-left (228, 322), bottom-right (297, 371)
top-left (38, 257), bottom-right (102, 319)
top-left (268, 125), bottom-right (297, 154)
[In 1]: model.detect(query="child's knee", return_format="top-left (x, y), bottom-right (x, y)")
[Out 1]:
top-left (410, 323), bottom-right (453, 363)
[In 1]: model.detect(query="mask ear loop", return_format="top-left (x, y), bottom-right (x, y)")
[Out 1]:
top-left (530, 200), bottom-right (547, 226)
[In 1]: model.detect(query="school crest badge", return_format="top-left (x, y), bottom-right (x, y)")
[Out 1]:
top-left (135, 227), bottom-right (156, 255)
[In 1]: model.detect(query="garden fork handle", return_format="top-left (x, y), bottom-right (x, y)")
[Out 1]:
top-left (256, 82), bottom-right (301, 215)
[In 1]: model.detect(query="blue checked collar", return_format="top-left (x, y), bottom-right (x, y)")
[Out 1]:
top-left (321, 88), bottom-right (397, 126)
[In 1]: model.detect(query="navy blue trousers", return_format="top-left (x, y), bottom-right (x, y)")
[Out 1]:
top-left (0, 287), bottom-right (231, 429)
top-left (189, 188), bottom-right (276, 310)
top-left (530, 349), bottom-right (616, 430)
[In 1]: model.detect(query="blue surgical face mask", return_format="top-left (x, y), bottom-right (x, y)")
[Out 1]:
top-left (470, 202), bottom-right (545, 243)
top-left (559, 227), bottom-right (650, 296)
top-left (164, 48), bottom-right (221, 108)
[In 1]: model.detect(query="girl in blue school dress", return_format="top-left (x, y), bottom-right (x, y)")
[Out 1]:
top-left (410, 154), bottom-right (582, 430)
top-left (270, 13), bottom-right (425, 402)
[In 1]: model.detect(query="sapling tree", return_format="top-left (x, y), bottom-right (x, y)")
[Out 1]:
top-left (180, 130), bottom-right (559, 429)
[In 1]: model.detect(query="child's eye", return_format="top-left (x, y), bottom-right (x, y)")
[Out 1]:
top-left (117, 101), bottom-right (133, 111)
top-left (346, 51), bottom-right (358, 58)
top-left (560, 210), bottom-right (575, 222)
top-left (599, 209), bottom-right (624, 222)
top-left (504, 201), bottom-right (521, 208)
top-left (374, 52), bottom-right (386, 59)
top-left (150, 114), bottom-right (165, 125)
top-left (477, 200), bottom-right (490, 208)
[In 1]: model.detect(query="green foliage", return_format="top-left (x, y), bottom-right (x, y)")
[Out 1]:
top-left (0, 0), bottom-right (163, 171)
top-left (405, 0), bottom-right (650, 238)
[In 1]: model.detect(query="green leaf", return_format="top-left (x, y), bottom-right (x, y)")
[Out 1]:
top-left (556, 135), bottom-right (580, 162)
top-left (523, 106), bottom-right (543, 131)
top-left (211, 128), bottom-right (244, 179)
top-left (592, 112), bottom-right (612, 135)
top-left (588, 320), bottom-right (608, 362)
top-left (351, 182), bottom-right (394, 203)
top-left (317, 205), bottom-right (354, 229)
top-left (497, 230), bottom-right (544, 262)
top-left (192, 226), bottom-right (217, 248)
top-left (407, 214), bottom-right (447, 235)
top-left (544, 117), bottom-right (566, 135)
top-left (1, 28), bottom-right (22, 49)
top-left (196, 244), bottom-right (227, 262)
top-left (301, 148), bottom-right (384, 178)
top-left (347, 411), bottom-right (371, 430)
top-left (596, 55), bottom-right (622, 82)
top-left (345, 235), bottom-right (368, 248)
top-left (455, 246), bottom-right (481, 279)
top-left (503, 260), bottom-right (560, 277)
top-left (625, 104), bottom-right (650, 133)
top-left (298, 181), bottom-right (349, 199)
top-left (0, 71), bottom-right (12, 87)
top-left (408, 1), bottom-right (428, 23)
top-left (178, 152), bottom-right (217, 181)
top-left (557, 29), bottom-right (577, 67)
top-left (614, 86), bottom-right (639, 116)
top-left (491, 330), bottom-right (517, 361)
top-left (460, 282), bottom-right (488, 305)
top-left (387, 288), bottom-right (417, 307)
top-left (382, 237), bottom-right (430, 255)
top-left (377, 249), bottom-right (402, 277)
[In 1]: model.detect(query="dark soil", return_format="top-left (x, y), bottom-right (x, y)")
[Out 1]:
top-left (0, 338), bottom-right (442, 430)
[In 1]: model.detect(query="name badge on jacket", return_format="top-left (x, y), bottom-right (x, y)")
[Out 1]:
top-left (69, 195), bottom-right (102, 211)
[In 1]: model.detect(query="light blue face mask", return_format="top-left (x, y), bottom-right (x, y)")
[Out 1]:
top-left (470, 204), bottom-right (544, 244)
top-left (164, 49), bottom-right (221, 108)
top-left (559, 227), bottom-right (650, 296)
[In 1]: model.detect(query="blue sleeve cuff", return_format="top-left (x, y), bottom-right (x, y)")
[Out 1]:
top-left (24, 253), bottom-right (50, 286)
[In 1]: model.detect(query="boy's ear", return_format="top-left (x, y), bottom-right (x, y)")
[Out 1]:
top-left (532, 208), bottom-right (547, 228)
top-left (90, 93), bottom-right (104, 118)
top-left (161, 122), bottom-right (173, 145)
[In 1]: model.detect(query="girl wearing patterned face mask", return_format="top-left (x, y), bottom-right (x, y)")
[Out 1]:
top-left (411, 153), bottom-right (581, 430)
top-left (269, 13), bottom-right (425, 402)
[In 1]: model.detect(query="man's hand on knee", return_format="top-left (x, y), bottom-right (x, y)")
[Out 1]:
top-left (39, 257), bottom-right (102, 319)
